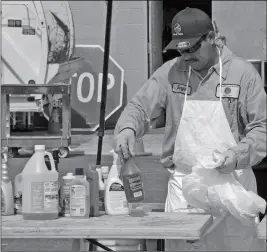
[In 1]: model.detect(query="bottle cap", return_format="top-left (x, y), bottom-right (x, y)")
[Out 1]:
top-left (63, 172), bottom-right (75, 179)
top-left (75, 168), bottom-right (84, 176)
top-left (95, 165), bottom-right (101, 171)
top-left (34, 145), bottom-right (45, 151)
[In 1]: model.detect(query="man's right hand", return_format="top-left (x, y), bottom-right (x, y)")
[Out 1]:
top-left (114, 128), bottom-right (136, 160)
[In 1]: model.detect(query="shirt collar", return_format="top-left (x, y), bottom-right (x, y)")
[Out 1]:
top-left (211, 46), bottom-right (233, 80)
top-left (175, 45), bottom-right (233, 80)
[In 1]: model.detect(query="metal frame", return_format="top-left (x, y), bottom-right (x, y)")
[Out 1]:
top-left (1, 84), bottom-right (71, 149)
top-left (248, 59), bottom-right (266, 86)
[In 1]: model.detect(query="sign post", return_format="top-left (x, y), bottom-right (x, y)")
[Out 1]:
top-left (96, 0), bottom-right (113, 166)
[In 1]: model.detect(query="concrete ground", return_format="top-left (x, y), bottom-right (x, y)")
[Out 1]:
top-left (70, 128), bottom-right (164, 155)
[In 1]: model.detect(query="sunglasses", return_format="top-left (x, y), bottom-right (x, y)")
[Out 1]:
top-left (177, 34), bottom-right (208, 54)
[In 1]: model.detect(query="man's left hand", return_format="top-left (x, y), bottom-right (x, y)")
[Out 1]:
top-left (215, 149), bottom-right (237, 174)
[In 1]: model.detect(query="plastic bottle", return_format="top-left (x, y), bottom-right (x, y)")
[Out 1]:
top-left (101, 166), bottom-right (109, 186)
top-left (96, 167), bottom-right (105, 212)
top-left (69, 168), bottom-right (90, 218)
top-left (109, 150), bottom-right (123, 176)
top-left (22, 145), bottom-right (59, 220)
top-left (61, 173), bottom-right (76, 217)
top-left (14, 172), bottom-right (23, 214)
top-left (104, 151), bottom-right (130, 215)
top-left (121, 157), bottom-right (145, 203)
top-left (1, 155), bottom-right (14, 216)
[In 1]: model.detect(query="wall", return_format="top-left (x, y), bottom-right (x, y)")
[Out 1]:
top-left (69, 1), bottom-right (148, 103)
top-left (212, 1), bottom-right (266, 61)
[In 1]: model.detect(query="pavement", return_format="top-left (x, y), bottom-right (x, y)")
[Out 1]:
top-left (17, 128), bottom-right (165, 157)
top-left (70, 128), bottom-right (164, 155)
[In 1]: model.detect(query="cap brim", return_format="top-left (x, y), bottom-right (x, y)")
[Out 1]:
top-left (164, 36), bottom-right (202, 51)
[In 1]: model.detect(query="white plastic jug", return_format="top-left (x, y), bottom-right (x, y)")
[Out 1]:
top-left (22, 145), bottom-right (59, 220)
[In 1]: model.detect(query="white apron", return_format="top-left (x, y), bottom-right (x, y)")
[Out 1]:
top-left (165, 48), bottom-right (265, 251)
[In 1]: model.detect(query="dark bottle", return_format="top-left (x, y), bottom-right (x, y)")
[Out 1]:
top-left (121, 157), bottom-right (144, 202)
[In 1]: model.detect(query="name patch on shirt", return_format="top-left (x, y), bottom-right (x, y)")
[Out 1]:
top-left (215, 84), bottom-right (240, 99)
top-left (172, 83), bottom-right (192, 95)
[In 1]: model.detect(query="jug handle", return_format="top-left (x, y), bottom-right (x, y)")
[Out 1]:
top-left (44, 151), bottom-right (56, 172)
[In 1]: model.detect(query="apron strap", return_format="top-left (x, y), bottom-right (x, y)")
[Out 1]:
top-left (217, 47), bottom-right (223, 102)
top-left (184, 66), bottom-right (192, 102)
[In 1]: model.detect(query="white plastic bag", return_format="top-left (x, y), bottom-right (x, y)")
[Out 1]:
top-left (182, 152), bottom-right (266, 226)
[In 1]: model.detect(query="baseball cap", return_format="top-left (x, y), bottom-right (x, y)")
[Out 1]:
top-left (164, 7), bottom-right (214, 51)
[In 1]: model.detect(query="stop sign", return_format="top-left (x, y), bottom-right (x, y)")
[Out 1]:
top-left (71, 45), bottom-right (124, 131)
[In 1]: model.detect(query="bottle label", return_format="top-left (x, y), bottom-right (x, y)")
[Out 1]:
top-left (44, 182), bottom-right (58, 211)
top-left (14, 191), bottom-right (22, 214)
top-left (99, 190), bottom-right (105, 212)
top-left (109, 183), bottom-right (128, 210)
top-left (62, 185), bottom-right (71, 215)
top-left (123, 174), bottom-right (144, 202)
top-left (70, 185), bottom-right (86, 216)
top-left (1, 188), bottom-right (5, 213)
top-left (31, 182), bottom-right (44, 211)
top-left (31, 181), bottom-right (58, 212)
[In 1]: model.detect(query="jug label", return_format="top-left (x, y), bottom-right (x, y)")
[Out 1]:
top-left (31, 182), bottom-right (44, 211)
top-left (70, 185), bottom-right (86, 216)
top-left (62, 185), bottom-right (71, 215)
top-left (14, 191), bottom-right (22, 214)
top-left (1, 188), bottom-right (5, 212)
top-left (123, 174), bottom-right (144, 201)
top-left (109, 183), bottom-right (128, 210)
top-left (99, 190), bottom-right (105, 212)
top-left (44, 182), bottom-right (58, 211)
top-left (109, 182), bottom-right (124, 191)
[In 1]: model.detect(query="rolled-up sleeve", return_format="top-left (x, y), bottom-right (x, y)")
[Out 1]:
top-left (114, 76), bottom-right (167, 139)
top-left (233, 66), bottom-right (267, 169)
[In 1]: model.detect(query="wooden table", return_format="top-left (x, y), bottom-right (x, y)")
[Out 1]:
top-left (2, 211), bottom-right (213, 251)
top-left (257, 216), bottom-right (266, 240)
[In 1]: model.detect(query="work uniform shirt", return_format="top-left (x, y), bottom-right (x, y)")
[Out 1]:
top-left (114, 46), bottom-right (267, 170)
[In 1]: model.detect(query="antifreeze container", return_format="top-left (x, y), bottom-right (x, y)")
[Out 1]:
top-left (22, 145), bottom-right (59, 220)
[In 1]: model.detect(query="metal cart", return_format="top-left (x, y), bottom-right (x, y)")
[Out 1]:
top-left (1, 84), bottom-right (72, 158)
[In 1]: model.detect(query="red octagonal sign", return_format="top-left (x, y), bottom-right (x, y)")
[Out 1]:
top-left (71, 45), bottom-right (124, 131)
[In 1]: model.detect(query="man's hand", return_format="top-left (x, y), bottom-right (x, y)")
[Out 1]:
top-left (114, 128), bottom-right (136, 160)
top-left (215, 149), bottom-right (238, 174)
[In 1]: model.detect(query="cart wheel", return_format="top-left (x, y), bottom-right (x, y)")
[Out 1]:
top-left (8, 148), bottom-right (19, 158)
top-left (57, 147), bottom-right (69, 158)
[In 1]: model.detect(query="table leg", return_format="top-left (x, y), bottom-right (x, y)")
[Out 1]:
top-left (146, 239), bottom-right (164, 251)
top-left (86, 239), bottom-right (113, 251)
top-left (71, 239), bottom-right (90, 252)
top-left (157, 239), bottom-right (165, 251)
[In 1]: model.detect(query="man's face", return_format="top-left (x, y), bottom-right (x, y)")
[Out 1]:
top-left (178, 35), bottom-right (216, 71)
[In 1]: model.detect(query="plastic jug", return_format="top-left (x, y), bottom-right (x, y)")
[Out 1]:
top-left (121, 157), bottom-right (144, 203)
top-left (1, 154), bottom-right (14, 216)
top-left (22, 145), bottom-right (59, 220)
top-left (105, 151), bottom-right (130, 215)
top-left (69, 168), bottom-right (90, 218)
top-left (61, 172), bottom-right (76, 217)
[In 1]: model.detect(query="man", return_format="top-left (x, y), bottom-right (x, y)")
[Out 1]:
top-left (114, 7), bottom-right (267, 251)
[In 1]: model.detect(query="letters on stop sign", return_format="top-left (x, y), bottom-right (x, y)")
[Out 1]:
top-left (70, 45), bottom-right (124, 131)
top-left (73, 72), bottom-right (115, 103)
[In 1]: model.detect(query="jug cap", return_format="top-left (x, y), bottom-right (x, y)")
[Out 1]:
top-left (75, 168), bottom-right (84, 176)
top-left (63, 172), bottom-right (75, 179)
top-left (34, 145), bottom-right (45, 151)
